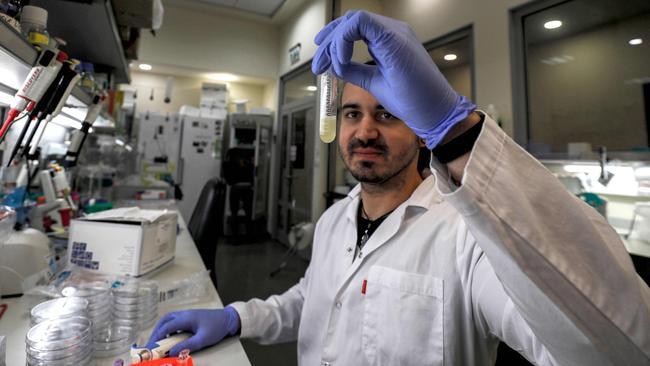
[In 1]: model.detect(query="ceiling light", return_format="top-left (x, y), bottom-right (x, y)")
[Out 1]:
top-left (206, 73), bottom-right (239, 82)
top-left (138, 63), bottom-right (152, 71)
top-left (115, 138), bottom-right (125, 146)
top-left (306, 85), bottom-right (318, 92)
top-left (629, 38), bottom-right (643, 46)
top-left (443, 54), bottom-right (457, 61)
top-left (544, 20), bottom-right (562, 29)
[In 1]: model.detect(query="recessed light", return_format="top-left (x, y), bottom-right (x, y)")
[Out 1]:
top-left (629, 38), bottom-right (643, 46)
top-left (138, 63), bottom-right (152, 71)
top-left (443, 54), bottom-right (457, 61)
top-left (306, 85), bottom-right (318, 92)
top-left (544, 20), bottom-right (562, 29)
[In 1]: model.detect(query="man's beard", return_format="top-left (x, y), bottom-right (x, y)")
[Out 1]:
top-left (340, 136), bottom-right (419, 184)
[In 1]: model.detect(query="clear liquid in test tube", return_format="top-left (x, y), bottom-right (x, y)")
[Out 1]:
top-left (318, 72), bottom-right (337, 143)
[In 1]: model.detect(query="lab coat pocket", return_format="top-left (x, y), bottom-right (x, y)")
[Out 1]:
top-left (362, 266), bottom-right (444, 366)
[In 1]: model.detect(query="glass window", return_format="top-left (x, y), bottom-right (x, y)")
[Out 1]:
top-left (520, 0), bottom-right (650, 157)
top-left (427, 35), bottom-right (474, 101)
top-left (282, 68), bottom-right (317, 105)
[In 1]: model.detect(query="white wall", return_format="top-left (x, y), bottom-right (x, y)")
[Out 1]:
top-left (138, 4), bottom-right (280, 79)
top-left (278, 0), bottom-right (329, 76)
top-left (379, 0), bottom-right (534, 136)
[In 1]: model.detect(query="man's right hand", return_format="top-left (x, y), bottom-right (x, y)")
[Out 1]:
top-left (146, 306), bottom-right (241, 356)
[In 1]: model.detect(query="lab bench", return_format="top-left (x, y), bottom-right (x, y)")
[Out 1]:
top-left (0, 205), bottom-right (251, 366)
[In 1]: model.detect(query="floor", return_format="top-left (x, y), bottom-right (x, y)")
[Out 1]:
top-left (215, 237), bottom-right (308, 366)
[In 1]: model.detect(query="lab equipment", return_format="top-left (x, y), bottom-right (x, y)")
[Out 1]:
top-left (21, 63), bottom-right (80, 162)
top-left (147, 307), bottom-right (240, 356)
top-left (311, 10), bottom-right (475, 149)
top-left (222, 113), bottom-right (272, 233)
top-left (318, 71), bottom-right (337, 143)
top-left (0, 49), bottom-right (63, 142)
top-left (0, 228), bottom-right (52, 296)
top-left (20, 5), bottom-right (49, 47)
top-left (25, 316), bottom-right (93, 366)
top-left (30, 297), bottom-right (89, 325)
top-left (176, 112), bottom-right (224, 219)
top-left (129, 353), bottom-right (193, 366)
top-left (133, 333), bottom-right (191, 362)
top-left (67, 208), bottom-right (178, 276)
top-left (63, 93), bottom-right (104, 167)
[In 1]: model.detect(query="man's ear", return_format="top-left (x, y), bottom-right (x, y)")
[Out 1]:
top-left (418, 138), bottom-right (426, 148)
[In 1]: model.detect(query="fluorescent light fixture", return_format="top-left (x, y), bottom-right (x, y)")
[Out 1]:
top-left (206, 73), bottom-right (239, 82)
top-left (544, 20), bottom-right (562, 29)
top-left (0, 90), bottom-right (13, 106)
top-left (51, 113), bottom-right (83, 130)
top-left (138, 63), bottom-right (153, 71)
top-left (443, 54), bottom-right (457, 61)
top-left (564, 164), bottom-right (600, 174)
top-left (629, 38), bottom-right (643, 46)
top-left (306, 85), bottom-right (318, 92)
top-left (115, 138), bottom-right (125, 146)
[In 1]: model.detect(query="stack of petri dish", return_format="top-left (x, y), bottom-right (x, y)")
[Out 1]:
top-left (111, 279), bottom-right (159, 331)
top-left (25, 316), bottom-right (93, 365)
top-left (61, 281), bottom-right (112, 331)
top-left (92, 319), bottom-right (137, 359)
top-left (30, 297), bottom-right (89, 326)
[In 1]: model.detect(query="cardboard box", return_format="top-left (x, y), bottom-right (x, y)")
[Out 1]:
top-left (68, 208), bottom-right (177, 277)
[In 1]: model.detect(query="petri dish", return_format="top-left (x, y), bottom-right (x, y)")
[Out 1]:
top-left (26, 316), bottom-right (92, 352)
top-left (30, 298), bottom-right (89, 325)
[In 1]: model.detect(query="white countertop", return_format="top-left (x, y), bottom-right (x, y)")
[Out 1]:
top-left (0, 206), bottom-right (251, 366)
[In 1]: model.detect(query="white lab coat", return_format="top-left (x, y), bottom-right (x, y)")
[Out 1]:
top-left (229, 115), bottom-right (650, 366)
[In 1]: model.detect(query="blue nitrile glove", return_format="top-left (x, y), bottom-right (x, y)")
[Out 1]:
top-left (146, 306), bottom-right (241, 356)
top-left (312, 10), bottom-right (476, 149)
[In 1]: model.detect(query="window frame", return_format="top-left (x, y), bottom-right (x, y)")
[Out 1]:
top-left (510, 0), bottom-right (650, 161)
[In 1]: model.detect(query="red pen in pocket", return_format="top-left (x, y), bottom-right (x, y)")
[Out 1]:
top-left (361, 279), bottom-right (367, 295)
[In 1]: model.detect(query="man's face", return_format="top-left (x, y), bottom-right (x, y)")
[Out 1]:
top-left (338, 84), bottom-right (421, 184)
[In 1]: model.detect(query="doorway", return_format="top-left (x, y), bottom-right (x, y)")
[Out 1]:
top-left (275, 99), bottom-right (316, 244)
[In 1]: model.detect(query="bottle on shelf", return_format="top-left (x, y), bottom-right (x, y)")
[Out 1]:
top-left (79, 62), bottom-right (97, 94)
top-left (19, 5), bottom-right (49, 47)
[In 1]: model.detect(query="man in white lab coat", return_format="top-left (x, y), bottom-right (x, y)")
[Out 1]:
top-left (148, 11), bottom-right (650, 365)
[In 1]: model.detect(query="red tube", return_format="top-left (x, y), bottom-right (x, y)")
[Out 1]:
top-left (0, 108), bottom-right (20, 142)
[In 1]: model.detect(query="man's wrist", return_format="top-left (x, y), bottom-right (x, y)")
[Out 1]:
top-left (440, 111), bottom-right (482, 145)
top-left (224, 306), bottom-right (242, 336)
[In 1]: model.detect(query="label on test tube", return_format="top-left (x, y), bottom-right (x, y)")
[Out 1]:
top-left (318, 72), bottom-right (337, 143)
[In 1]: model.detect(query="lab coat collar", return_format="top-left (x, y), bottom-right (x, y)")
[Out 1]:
top-left (345, 175), bottom-right (442, 221)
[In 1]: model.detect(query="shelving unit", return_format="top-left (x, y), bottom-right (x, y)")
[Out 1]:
top-left (30, 0), bottom-right (131, 84)
top-left (0, 0), bottom-right (130, 102)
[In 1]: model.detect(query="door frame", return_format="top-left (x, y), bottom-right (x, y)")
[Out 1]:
top-left (274, 96), bottom-right (316, 244)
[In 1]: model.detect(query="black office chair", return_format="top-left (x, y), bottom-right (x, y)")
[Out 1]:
top-left (188, 178), bottom-right (226, 288)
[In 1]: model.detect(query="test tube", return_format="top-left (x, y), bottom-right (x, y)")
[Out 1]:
top-left (318, 71), bottom-right (337, 143)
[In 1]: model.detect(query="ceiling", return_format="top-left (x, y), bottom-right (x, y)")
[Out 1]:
top-left (194, 0), bottom-right (286, 17)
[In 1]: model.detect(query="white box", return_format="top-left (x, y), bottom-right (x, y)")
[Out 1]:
top-left (68, 208), bottom-right (177, 277)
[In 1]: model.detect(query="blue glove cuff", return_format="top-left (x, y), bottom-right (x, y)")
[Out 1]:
top-left (224, 306), bottom-right (241, 336)
top-left (411, 95), bottom-right (476, 150)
